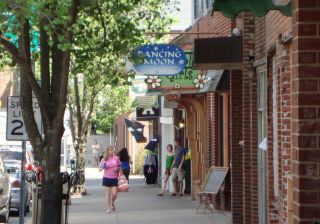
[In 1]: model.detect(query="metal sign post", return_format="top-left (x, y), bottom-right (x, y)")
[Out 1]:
top-left (19, 141), bottom-right (26, 224)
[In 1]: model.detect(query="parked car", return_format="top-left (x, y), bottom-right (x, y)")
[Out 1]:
top-left (0, 146), bottom-right (35, 215)
top-left (0, 156), bottom-right (11, 223)
top-left (6, 162), bottom-right (31, 215)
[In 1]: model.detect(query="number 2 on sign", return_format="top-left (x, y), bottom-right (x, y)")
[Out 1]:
top-left (11, 120), bottom-right (23, 135)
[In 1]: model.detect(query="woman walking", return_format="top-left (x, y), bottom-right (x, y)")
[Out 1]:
top-left (99, 146), bottom-right (121, 213)
top-left (157, 144), bottom-right (174, 196)
top-left (118, 147), bottom-right (131, 183)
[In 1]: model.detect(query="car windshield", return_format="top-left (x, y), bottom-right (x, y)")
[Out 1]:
top-left (7, 166), bottom-right (20, 177)
top-left (0, 151), bottom-right (21, 161)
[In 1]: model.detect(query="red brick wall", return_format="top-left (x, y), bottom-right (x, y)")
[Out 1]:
top-left (187, 12), bottom-right (232, 39)
top-left (255, 17), bottom-right (266, 60)
top-left (236, 12), bottom-right (259, 224)
top-left (253, 10), bottom-right (293, 224)
top-left (265, 42), bottom-right (292, 224)
top-left (265, 6), bottom-right (292, 224)
top-left (266, 11), bottom-right (292, 52)
top-left (292, 0), bottom-right (320, 223)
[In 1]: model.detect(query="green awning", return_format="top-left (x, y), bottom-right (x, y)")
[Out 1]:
top-left (213, 0), bottom-right (292, 18)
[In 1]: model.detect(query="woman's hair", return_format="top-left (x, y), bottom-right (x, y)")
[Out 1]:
top-left (104, 146), bottom-right (114, 161)
top-left (118, 147), bottom-right (129, 162)
top-left (167, 144), bottom-right (173, 151)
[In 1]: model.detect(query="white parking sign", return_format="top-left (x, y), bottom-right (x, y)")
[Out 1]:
top-left (6, 96), bottom-right (42, 141)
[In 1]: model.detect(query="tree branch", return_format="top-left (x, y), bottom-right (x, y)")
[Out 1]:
top-left (96, 0), bottom-right (108, 48)
top-left (39, 15), bottom-right (51, 116)
top-left (56, 0), bottom-right (80, 134)
top-left (0, 35), bottom-right (24, 64)
top-left (18, 20), bottom-right (52, 135)
top-left (74, 74), bottom-right (82, 138)
top-left (80, 87), bottom-right (97, 138)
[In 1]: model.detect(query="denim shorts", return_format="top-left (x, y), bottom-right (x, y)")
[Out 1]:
top-left (102, 177), bottom-right (118, 187)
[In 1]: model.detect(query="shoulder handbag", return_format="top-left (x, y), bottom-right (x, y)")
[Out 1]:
top-left (118, 174), bottom-right (129, 192)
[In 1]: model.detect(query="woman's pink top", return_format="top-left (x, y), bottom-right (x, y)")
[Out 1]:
top-left (100, 156), bottom-right (121, 178)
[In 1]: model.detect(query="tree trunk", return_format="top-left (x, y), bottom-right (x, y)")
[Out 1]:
top-left (41, 133), bottom-right (63, 224)
top-left (19, 64), bottom-right (63, 224)
top-left (74, 136), bottom-right (89, 195)
top-left (76, 143), bottom-right (86, 171)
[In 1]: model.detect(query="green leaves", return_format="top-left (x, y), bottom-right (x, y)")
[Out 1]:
top-left (92, 85), bottom-right (132, 134)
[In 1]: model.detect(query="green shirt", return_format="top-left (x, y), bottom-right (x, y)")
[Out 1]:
top-left (165, 154), bottom-right (174, 170)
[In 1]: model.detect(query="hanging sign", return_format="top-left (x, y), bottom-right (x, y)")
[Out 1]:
top-left (133, 44), bottom-right (187, 76)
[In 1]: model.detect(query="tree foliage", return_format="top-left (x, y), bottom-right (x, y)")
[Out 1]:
top-left (93, 85), bottom-right (132, 134)
top-left (67, 0), bottom-right (173, 174)
top-left (0, 0), bottom-right (173, 223)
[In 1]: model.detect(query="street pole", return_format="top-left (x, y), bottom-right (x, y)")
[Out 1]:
top-left (132, 136), bottom-right (135, 174)
top-left (64, 135), bottom-right (68, 171)
top-left (109, 128), bottom-right (111, 146)
top-left (19, 140), bottom-right (26, 224)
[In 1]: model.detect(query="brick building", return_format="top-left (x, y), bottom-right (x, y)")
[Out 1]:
top-left (156, 0), bottom-right (320, 224)
top-left (168, 11), bottom-right (233, 200)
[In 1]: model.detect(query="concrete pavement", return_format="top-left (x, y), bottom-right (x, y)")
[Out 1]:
top-left (68, 167), bottom-right (232, 224)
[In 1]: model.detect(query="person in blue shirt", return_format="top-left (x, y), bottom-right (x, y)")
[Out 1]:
top-left (118, 147), bottom-right (132, 183)
top-left (170, 139), bottom-right (186, 196)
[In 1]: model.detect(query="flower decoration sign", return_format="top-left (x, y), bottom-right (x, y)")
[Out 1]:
top-left (144, 51), bottom-right (224, 95)
top-left (133, 44), bottom-right (187, 76)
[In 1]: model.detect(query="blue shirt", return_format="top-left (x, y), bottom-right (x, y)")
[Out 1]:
top-left (121, 161), bottom-right (130, 170)
top-left (172, 146), bottom-right (185, 168)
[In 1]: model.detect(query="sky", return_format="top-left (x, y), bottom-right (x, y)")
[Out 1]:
top-left (169, 0), bottom-right (192, 31)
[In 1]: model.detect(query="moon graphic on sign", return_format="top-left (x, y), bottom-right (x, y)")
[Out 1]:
top-left (272, 0), bottom-right (291, 6)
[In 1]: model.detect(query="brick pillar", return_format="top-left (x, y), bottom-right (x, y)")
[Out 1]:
top-left (230, 69), bottom-right (243, 224)
top-left (241, 12), bottom-right (256, 224)
top-left (250, 66), bottom-right (259, 224)
top-left (278, 43), bottom-right (292, 224)
top-left (206, 92), bottom-right (218, 167)
top-left (292, 0), bottom-right (320, 223)
top-left (206, 93), bottom-right (213, 167)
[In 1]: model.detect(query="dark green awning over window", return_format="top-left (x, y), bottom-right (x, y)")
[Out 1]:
top-left (213, 0), bottom-right (292, 18)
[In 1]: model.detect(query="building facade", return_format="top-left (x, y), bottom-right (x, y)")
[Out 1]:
top-left (154, 0), bottom-right (320, 224)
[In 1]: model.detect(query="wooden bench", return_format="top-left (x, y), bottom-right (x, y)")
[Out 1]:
top-left (196, 166), bottom-right (229, 214)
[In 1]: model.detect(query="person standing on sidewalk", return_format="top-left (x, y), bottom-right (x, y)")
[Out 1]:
top-left (157, 144), bottom-right (174, 196)
top-left (170, 139), bottom-right (185, 196)
top-left (118, 147), bottom-right (132, 183)
top-left (99, 146), bottom-right (121, 213)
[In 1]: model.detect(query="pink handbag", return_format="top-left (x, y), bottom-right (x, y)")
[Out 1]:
top-left (118, 175), bottom-right (129, 192)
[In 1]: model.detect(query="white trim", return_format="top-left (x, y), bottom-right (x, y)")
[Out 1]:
top-left (257, 68), bottom-right (267, 224)
top-left (272, 57), bottom-right (279, 197)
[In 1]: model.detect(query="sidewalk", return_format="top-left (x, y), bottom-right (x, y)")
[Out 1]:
top-left (68, 167), bottom-right (232, 224)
